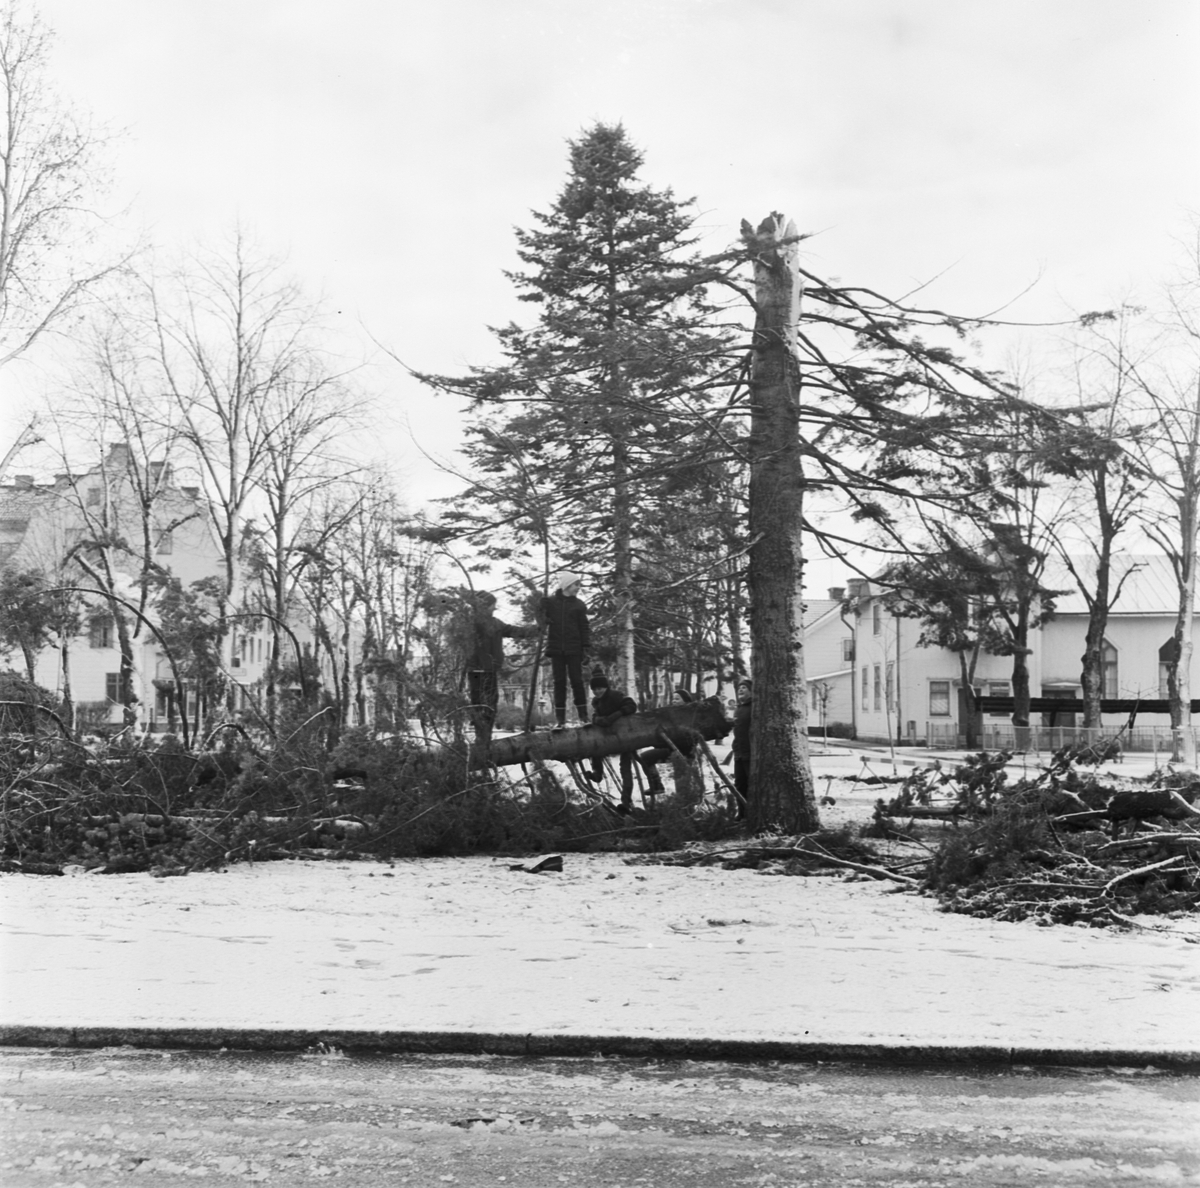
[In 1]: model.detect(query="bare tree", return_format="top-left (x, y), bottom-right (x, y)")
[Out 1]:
top-left (143, 231), bottom-right (351, 709)
top-left (53, 314), bottom-right (206, 731)
top-left (329, 477), bottom-right (433, 731)
top-left (245, 361), bottom-right (364, 727)
top-left (0, 1), bottom-right (121, 366)
top-left (1048, 310), bottom-right (1151, 729)
top-left (1136, 373), bottom-right (1200, 764)
top-left (1111, 230), bottom-right (1200, 764)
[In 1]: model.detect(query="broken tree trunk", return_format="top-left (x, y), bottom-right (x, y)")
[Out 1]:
top-left (472, 700), bottom-right (731, 769)
top-left (743, 211), bottom-right (821, 834)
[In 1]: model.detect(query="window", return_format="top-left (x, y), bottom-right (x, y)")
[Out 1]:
top-left (1102, 639), bottom-right (1118, 699)
top-left (105, 673), bottom-right (120, 703)
top-left (929, 680), bottom-right (951, 717)
top-left (842, 637), bottom-right (854, 662)
top-left (885, 661), bottom-right (894, 711)
top-left (155, 528), bottom-right (173, 555)
top-left (86, 487), bottom-right (101, 506)
top-left (1159, 637), bottom-right (1179, 698)
top-left (88, 617), bottom-right (113, 649)
top-left (987, 681), bottom-right (1011, 719)
top-left (872, 602), bottom-right (881, 635)
top-left (873, 664), bottom-right (881, 711)
top-left (861, 666), bottom-right (869, 710)
top-left (810, 683), bottom-right (818, 711)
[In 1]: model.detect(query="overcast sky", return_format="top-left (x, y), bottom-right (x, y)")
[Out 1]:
top-left (5, 0), bottom-right (1198, 592)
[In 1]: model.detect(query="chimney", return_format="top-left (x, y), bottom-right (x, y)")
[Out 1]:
top-left (105, 443), bottom-right (131, 468)
top-left (827, 586), bottom-right (845, 602)
top-left (845, 578), bottom-right (867, 599)
top-left (12, 474), bottom-right (33, 488)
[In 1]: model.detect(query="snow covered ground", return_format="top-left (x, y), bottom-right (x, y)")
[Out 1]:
top-left (2, 845), bottom-right (1196, 1055)
top-left (1, 745), bottom-right (1196, 1059)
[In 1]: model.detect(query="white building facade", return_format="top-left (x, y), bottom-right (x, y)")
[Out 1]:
top-left (834, 557), bottom-right (1200, 751)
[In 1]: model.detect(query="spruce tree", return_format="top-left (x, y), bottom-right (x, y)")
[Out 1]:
top-left (424, 123), bottom-right (735, 692)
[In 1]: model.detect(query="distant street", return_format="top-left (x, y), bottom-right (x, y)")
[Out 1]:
top-left (2, 1048), bottom-right (1196, 1186)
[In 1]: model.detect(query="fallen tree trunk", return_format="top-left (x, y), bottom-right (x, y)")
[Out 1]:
top-left (474, 700), bottom-right (732, 769)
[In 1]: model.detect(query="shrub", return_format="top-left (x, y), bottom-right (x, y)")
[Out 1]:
top-left (808, 721), bottom-right (855, 740)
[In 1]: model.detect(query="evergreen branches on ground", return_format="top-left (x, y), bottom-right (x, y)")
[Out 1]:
top-left (876, 750), bottom-right (1200, 927)
top-left (0, 708), bottom-right (741, 873)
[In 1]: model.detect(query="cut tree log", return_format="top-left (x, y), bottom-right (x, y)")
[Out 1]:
top-left (473, 699), bottom-right (731, 769)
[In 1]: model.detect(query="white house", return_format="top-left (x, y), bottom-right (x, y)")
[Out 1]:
top-left (832, 555), bottom-right (1200, 751)
top-left (0, 446), bottom-right (269, 733)
top-left (802, 591), bottom-right (855, 734)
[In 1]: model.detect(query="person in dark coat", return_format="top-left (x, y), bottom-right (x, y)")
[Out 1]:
top-left (583, 667), bottom-right (638, 813)
top-left (465, 591), bottom-right (536, 746)
top-left (538, 570), bottom-right (591, 728)
top-left (636, 687), bottom-right (695, 794)
top-left (731, 678), bottom-right (752, 819)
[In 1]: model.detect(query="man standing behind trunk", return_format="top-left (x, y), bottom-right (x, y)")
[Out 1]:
top-left (539, 571), bottom-right (591, 729)
top-left (465, 591), bottom-right (537, 747)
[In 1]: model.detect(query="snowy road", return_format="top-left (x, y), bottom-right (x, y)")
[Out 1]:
top-left (3, 1048), bottom-right (1197, 1186)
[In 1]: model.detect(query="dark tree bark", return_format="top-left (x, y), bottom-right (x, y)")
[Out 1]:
top-left (472, 699), bottom-right (730, 769)
top-left (743, 213), bottom-right (820, 834)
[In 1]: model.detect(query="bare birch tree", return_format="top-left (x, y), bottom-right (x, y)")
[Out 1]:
top-left (45, 314), bottom-right (199, 731)
top-left (1114, 230), bottom-right (1200, 763)
top-left (1048, 310), bottom-right (1151, 729)
top-left (245, 361), bottom-right (363, 727)
top-left (143, 231), bottom-right (347, 710)
top-left (0, 0), bottom-right (121, 366)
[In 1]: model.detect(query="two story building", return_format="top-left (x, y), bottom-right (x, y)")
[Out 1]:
top-left (0, 445), bottom-right (268, 732)
top-left (835, 555), bottom-right (1200, 751)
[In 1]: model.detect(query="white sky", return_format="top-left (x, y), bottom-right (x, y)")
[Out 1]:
top-left (3, 0), bottom-right (1198, 594)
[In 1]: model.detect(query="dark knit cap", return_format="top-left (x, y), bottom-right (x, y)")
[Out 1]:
top-left (589, 665), bottom-right (609, 687)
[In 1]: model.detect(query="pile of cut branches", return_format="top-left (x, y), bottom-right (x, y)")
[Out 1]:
top-left (910, 753), bottom-right (1200, 927)
top-left (0, 722), bottom-right (718, 874)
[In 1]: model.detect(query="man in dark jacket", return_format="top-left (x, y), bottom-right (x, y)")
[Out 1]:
top-left (584, 667), bottom-right (638, 813)
top-left (465, 591), bottom-right (536, 746)
top-left (538, 570), bottom-right (591, 728)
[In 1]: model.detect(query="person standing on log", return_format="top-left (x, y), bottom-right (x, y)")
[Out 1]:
top-left (539, 570), bottom-right (591, 729)
top-left (731, 678), bottom-right (753, 819)
top-left (637, 687), bottom-right (696, 795)
top-left (584, 666), bottom-right (639, 814)
top-left (465, 591), bottom-right (537, 747)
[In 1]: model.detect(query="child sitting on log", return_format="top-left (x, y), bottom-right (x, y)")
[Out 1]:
top-left (584, 666), bottom-right (638, 814)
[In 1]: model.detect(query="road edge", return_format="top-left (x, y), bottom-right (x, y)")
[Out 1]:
top-left (1, 1027), bottom-right (1196, 1072)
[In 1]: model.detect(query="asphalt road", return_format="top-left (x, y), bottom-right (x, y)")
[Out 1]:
top-left (2, 1047), bottom-right (1196, 1186)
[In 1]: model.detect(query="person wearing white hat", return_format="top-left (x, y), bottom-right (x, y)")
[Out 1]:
top-left (538, 571), bottom-right (591, 728)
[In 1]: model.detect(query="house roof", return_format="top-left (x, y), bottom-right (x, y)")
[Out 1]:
top-left (803, 598), bottom-right (840, 627)
top-left (1044, 554), bottom-right (1179, 616)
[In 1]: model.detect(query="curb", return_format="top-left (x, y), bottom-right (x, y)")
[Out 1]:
top-left (2, 1027), bottom-right (1196, 1072)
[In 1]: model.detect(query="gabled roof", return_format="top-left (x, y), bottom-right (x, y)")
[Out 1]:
top-left (1043, 554), bottom-right (1179, 616)
top-left (803, 598), bottom-right (840, 627)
